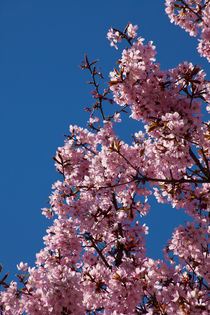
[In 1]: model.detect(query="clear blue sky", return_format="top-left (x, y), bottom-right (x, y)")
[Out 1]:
top-left (0, 0), bottom-right (209, 282)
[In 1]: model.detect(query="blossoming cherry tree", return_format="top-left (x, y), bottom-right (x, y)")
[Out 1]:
top-left (0, 1), bottom-right (209, 314)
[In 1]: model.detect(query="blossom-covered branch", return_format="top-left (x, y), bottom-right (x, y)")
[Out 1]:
top-left (0, 5), bottom-right (209, 315)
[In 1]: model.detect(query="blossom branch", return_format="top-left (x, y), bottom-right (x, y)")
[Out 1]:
top-left (83, 233), bottom-right (112, 270)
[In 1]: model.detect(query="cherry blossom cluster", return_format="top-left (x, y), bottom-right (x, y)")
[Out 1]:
top-left (165, 0), bottom-right (210, 61)
top-left (0, 4), bottom-right (209, 315)
top-left (107, 24), bottom-right (138, 49)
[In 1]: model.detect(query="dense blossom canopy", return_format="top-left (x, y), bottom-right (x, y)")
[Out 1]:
top-left (1, 1), bottom-right (209, 314)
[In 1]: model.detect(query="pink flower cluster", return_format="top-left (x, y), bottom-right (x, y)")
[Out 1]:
top-left (107, 24), bottom-right (138, 49)
top-left (165, 0), bottom-right (210, 61)
top-left (0, 3), bottom-right (209, 315)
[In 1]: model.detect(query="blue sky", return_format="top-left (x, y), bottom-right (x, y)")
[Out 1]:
top-left (0, 0), bottom-right (209, 282)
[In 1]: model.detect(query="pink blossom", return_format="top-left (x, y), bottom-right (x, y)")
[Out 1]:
top-left (1, 2), bottom-right (209, 314)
